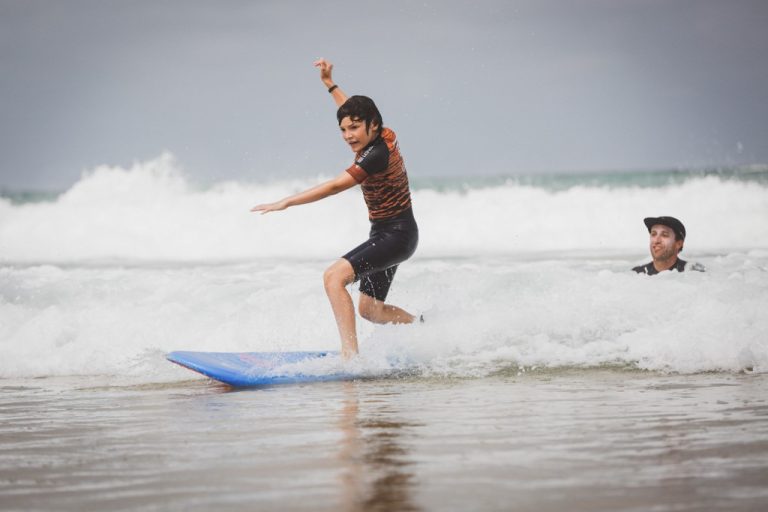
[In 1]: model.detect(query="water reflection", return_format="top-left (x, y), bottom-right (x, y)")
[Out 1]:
top-left (336, 382), bottom-right (422, 512)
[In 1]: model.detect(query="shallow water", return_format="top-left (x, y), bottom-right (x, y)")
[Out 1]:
top-left (2, 370), bottom-right (767, 512)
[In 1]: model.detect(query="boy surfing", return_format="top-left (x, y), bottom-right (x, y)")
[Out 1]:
top-left (251, 59), bottom-right (419, 359)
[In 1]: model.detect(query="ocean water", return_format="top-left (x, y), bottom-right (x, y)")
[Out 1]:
top-left (2, 372), bottom-right (766, 512)
top-left (1, 154), bottom-right (767, 380)
top-left (2, 155), bottom-right (768, 511)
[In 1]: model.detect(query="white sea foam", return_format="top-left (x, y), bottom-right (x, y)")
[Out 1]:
top-left (2, 250), bottom-right (767, 380)
top-left (1, 153), bottom-right (766, 263)
top-left (1, 154), bottom-right (767, 379)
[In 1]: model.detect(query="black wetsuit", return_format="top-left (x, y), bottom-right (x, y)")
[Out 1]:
top-left (632, 258), bottom-right (688, 275)
top-left (342, 127), bottom-right (418, 301)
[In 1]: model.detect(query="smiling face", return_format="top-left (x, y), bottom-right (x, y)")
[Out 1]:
top-left (339, 116), bottom-right (379, 153)
top-left (649, 224), bottom-right (684, 263)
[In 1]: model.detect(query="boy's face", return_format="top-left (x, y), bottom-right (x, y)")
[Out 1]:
top-left (339, 116), bottom-right (379, 153)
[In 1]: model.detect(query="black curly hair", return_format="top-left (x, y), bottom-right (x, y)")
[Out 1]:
top-left (336, 95), bottom-right (383, 134)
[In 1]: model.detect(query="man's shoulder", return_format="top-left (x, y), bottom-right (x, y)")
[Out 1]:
top-left (632, 258), bottom-right (706, 275)
top-left (677, 258), bottom-right (705, 272)
top-left (632, 262), bottom-right (656, 275)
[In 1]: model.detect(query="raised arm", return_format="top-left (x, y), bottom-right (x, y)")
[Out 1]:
top-left (250, 171), bottom-right (357, 214)
top-left (314, 58), bottom-right (348, 107)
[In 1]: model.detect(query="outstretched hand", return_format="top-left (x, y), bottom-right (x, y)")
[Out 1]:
top-left (250, 200), bottom-right (288, 214)
top-left (313, 58), bottom-right (334, 86)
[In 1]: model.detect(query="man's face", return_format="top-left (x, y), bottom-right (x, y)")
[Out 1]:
top-left (339, 116), bottom-right (378, 153)
top-left (649, 224), bottom-right (683, 262)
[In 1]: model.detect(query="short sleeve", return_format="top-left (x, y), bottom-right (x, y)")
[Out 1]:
top-left (355, 138), bottom-right (390, 176)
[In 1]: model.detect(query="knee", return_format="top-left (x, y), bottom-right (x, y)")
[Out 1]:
top-left (323, 267), bottom-right (340, 291)
top-left (324, 263), bottom-right (352, 292)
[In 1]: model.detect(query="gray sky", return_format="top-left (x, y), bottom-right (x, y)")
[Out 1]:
top-left (1, 0), bottom-right (767, 191)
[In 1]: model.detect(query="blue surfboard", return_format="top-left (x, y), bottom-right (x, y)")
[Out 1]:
top-left (167, 350), bottom-right (349, 387)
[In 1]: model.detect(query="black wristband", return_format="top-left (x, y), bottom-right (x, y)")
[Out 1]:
top-left (328, 84), bottom-right (339, 93)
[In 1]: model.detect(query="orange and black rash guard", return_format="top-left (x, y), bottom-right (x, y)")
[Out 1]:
top-left (345, 127), bottom-right (412, 220)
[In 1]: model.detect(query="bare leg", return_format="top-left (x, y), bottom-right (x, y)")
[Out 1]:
top-left (358, 293), bottom-right (416, 325)
top-left (324, 259), bottom-right (358, 359)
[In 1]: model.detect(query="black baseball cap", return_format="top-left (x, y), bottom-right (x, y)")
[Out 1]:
top-left (643, 216), bottom-right (686, 241)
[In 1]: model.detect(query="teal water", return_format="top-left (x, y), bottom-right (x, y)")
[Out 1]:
top-left (410, 165), bottom-right (768, 192)
top-left (3, 165), bottom-right (767, 204)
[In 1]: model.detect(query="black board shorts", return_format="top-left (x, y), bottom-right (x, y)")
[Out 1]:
top-left (342, 208), bottom-right (418, 302)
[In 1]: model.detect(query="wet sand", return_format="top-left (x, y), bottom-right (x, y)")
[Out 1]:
top-left (1, 370), bottom-right (767, 511)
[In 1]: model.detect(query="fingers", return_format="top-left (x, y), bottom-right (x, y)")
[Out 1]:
top-left (251, 201), bottom-right (287, 214)
top-left (250, 204), bottom-right (271, 214)
top-left (313, 58), bottom-right (333, 72)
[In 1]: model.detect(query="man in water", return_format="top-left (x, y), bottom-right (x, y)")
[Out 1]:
top-left (633, 216), bottom-right (704, 275)
top-left (251, 59), bottom-right (419, 359)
